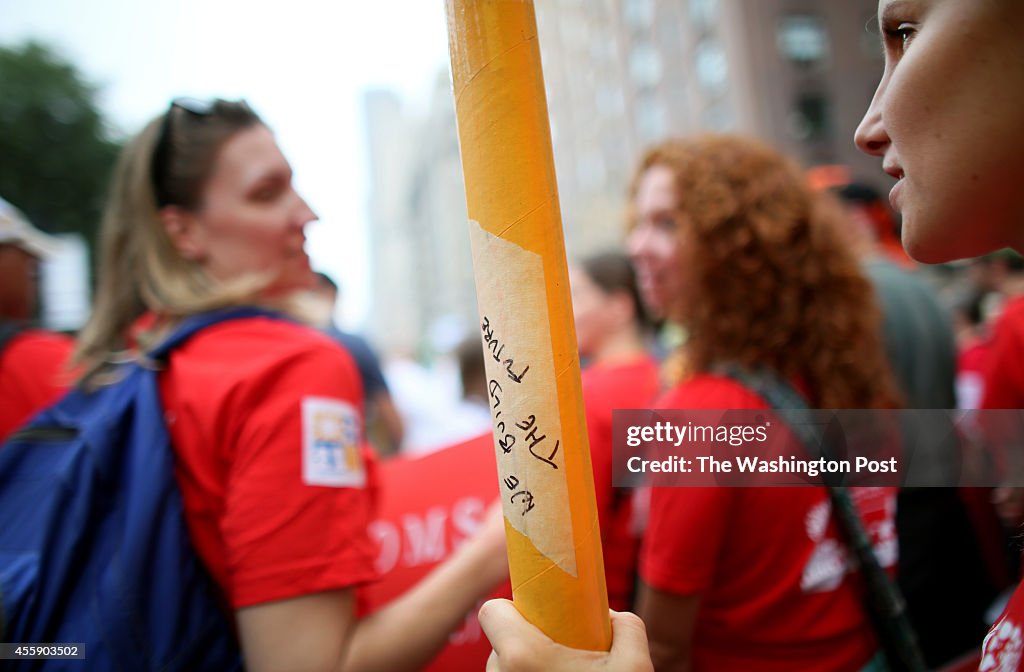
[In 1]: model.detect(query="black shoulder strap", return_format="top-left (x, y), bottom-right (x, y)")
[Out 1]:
top-left (0, 320), bottom-right (27, 356)
top-left (713, 364), bottom-right (928, 672)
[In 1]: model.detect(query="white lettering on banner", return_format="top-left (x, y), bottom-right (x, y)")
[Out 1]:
top-left (368, 521), bottom-right (401, 575)
top-left (369, 496), bottom-right (489, 574)
top-left (451, 497), bottom-right (486, 549)
top-left (403, 508), bottom-right (449, 566)
top-left (301, 397), bottom-right (365, 487)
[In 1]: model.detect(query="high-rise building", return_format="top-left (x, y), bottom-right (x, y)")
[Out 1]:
top-left (535, 0), bottom-right (884, 252)
top-left (364, 1), bottom-right (887, 353)
top-left (363, 76), bottom-right (477, 356)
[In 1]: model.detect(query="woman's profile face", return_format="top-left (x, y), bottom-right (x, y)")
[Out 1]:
top-left (569, 265), bottom-right (615, 359)
top-left (855, 0), bottom-right (1024, 263)
top-left (627, 164), bottom-right (688, 321)
top-left (179, 124), bottom-right (318, 294)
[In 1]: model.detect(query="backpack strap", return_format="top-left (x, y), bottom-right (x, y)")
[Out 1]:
top-left (0, 320), bottom-right (27, 356)
top-left (713, 363), bottom-right (929, 672)
top-left (712, 364), bottom-right (842, 480)
top-left (147, 306), bottom-right (285, 361)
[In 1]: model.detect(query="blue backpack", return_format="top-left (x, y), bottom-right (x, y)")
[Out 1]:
top-left (0, 309), bottom-right (277, 671)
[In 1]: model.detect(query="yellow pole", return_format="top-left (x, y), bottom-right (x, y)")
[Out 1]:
top-left (445, 0), bottom-right (611, 652)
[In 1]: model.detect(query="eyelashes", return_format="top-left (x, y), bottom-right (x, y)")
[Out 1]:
top-left (876, 0), bottom-right (920, 58)
top-left (878, 0), bottom-right (920, 57)
top-left (878, 20), bottom-right (917, 60)
top-left (884, 24), bottom-right (916, 46)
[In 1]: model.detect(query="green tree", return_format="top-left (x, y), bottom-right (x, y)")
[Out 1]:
top-left (0, 40), bottom-right (122, 259)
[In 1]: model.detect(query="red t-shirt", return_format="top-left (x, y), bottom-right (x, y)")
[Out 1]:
top-left (982, 295), bottom-right (1024, 410)
top-left (581, 356), bottom-right (661, 610)
top-left (982, 580), bottom-right (1024, 671)
top-left (0, 329), bottom-right (74, 443)
top-left (640, 374), bottom-right (893, 672)
top-left (357, 433), bottom-right (511, 672)
top-left (957, 337), bottom-right (990, 410)
top-left (980, 298), bottom-right (1024, 672)
top-left (159, 316), bottom-right (378, 609)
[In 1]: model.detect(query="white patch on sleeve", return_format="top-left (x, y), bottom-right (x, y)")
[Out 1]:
top-left (301, 397), bottom-right (365, 488)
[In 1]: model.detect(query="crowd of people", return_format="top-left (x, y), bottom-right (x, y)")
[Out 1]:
top-left (2, 0), bottom-right (1024, 670)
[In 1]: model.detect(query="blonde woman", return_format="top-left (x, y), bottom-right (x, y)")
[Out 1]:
top-left (75, 98), bottom-right (506, 671)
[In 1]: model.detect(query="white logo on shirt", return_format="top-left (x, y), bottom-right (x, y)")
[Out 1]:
top-left (301, 397), bottom-right (365, 488)
top-left (801, 501), bottom-right (846, 592)
top-left (981, 616), bottom-right (1023, 672)
top-left (800, 491), bottom-right (897, 594)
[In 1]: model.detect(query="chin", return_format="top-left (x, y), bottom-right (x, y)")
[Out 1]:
top-left (902, 225), bottom-right (995, 265)
top-left (902, 238), bottom-right (951, 264)
top-left (284, 267), bottom-right (316, 291)
top-left (639, 293), bottom-right (665, 318)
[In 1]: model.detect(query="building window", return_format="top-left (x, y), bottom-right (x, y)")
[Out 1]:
top-left (623, 0), bottom-right (655, 30)
top-left (695, 38), bottom-right (728, 95)
top-left (777, 15), bottom-right (830, 66)
top-left (689, 0), bottom-right (717, 31)
top-left (788, 93), bottom-right (832, 141)
top-left (630, 42), bottom-right (663, 88)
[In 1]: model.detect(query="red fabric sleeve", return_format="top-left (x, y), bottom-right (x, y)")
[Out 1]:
top-left (222, 344), bottom-right (378, 608)
top-left (163, 318), bottom-right (378, 609)
top-left (982, 298), bottom-right (1024, 409)
top-left (0, 330), bottom-right (74, 442)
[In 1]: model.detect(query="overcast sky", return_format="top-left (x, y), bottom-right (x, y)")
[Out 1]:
top-left (0, 0), bottom-right (453, 326)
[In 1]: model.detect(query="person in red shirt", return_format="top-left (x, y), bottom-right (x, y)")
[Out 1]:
top-left (72, 97), bottom-right (507, 672)
top-left (570, 251), bottom-right (661, 611)
top-left (626, 136), bottom-right (901, 672)
top-left (483, 1), bottom-right (1024, 670)
top-left (0, 196), bottom-right (74, 443)
top-left (981, 253), bottom-right (1024, 413)
top-left (855, 3), bottom-right (1024, 669)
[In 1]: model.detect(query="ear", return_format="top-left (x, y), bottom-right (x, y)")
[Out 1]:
top-left (607, 289), bottom-right (636, 327)
top-left (159, 206), bottom-right (207, 262)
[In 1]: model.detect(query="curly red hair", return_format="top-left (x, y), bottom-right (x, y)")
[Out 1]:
top-left (629, 135), bottom-right (900, 409)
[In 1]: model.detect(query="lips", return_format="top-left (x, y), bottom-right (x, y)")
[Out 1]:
top-left (635, 267), bottom-right (656, 290)
top-left (882, 162), bottom-right (906, 212)
top-left (882, 161), bottom-right (904, 181)
top-left (888, 178), bottom-right (905, 212)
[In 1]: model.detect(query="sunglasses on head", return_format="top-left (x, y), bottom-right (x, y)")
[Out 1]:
top-left (150, 97), bottom-right (219, 208)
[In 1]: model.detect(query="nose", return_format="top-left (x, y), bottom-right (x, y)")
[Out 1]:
top-left (855, 86), bottom-right (889, 158)
top-left (627, 222), bottom-right (656, 262)
top-left (292, 191), bottom-right (318, 229)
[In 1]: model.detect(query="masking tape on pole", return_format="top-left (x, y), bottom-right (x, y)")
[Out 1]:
top-left (445, 0), bottom-right (611, 652)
